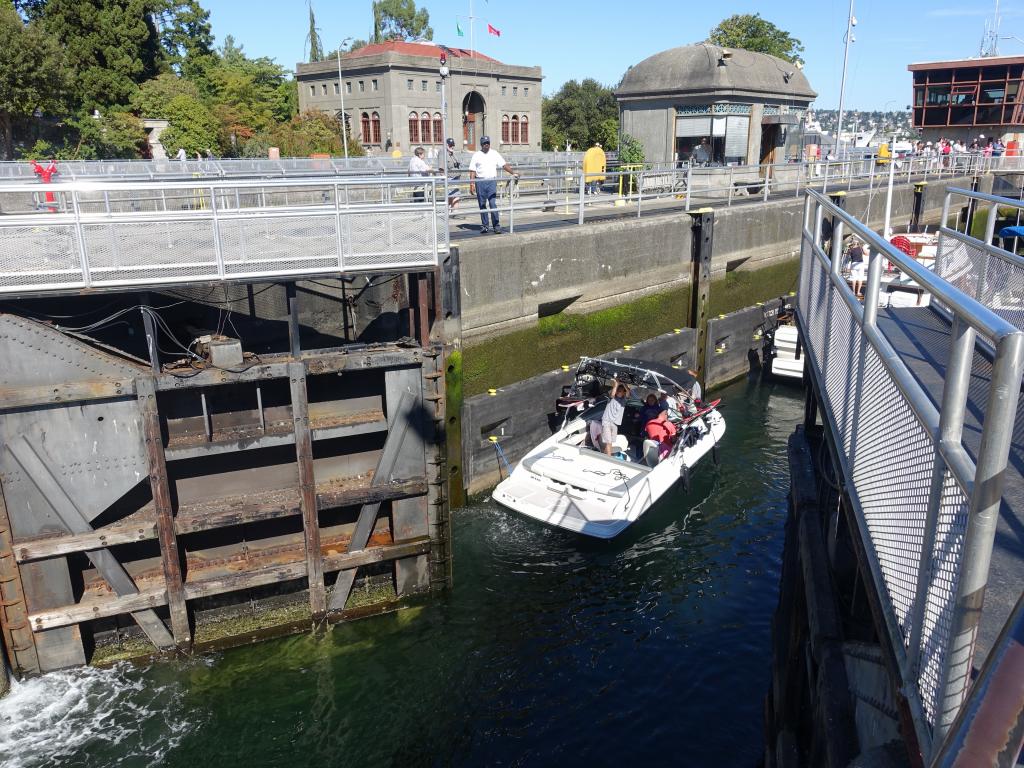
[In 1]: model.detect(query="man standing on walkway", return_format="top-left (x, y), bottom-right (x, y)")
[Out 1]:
top-left (468, 136), bottom-right (518, 234)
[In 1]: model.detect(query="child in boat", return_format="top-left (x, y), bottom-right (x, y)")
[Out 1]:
top-left (640, 393), bottom-right (661, 424)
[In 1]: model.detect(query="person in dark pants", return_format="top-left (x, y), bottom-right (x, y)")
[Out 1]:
top-left (468, 136), bottom-right (518, 234)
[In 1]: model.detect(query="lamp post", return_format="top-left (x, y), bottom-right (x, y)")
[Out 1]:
top-left (337, 37), bottom-right (353, 162)
top-left (440, 52), bottom-right (450, 218)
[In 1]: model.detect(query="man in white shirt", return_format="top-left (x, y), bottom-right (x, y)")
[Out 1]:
top-left (468, 135), bottom-right (518, 234)
top-left (408, 147), bottom-right (432, 202)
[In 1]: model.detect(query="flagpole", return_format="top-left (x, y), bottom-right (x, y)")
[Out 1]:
top-left (469, 0), bottom-right (475, 57)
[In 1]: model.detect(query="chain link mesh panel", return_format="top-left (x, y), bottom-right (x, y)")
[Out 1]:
top-left (0, 225), bottom-right (84, 289)
top-left (797, 208), bottom-right (977, 729)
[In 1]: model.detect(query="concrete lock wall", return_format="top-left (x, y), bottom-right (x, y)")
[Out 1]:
top-left (457, 176), bottom-right (971, 343)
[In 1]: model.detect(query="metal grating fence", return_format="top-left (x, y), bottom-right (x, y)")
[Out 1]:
top-left (0, 176), bottom-right (445, 293)
top-left (796, 190), bottom-right (1024, 756)
top-left (934, 188), bottom-right (1024, 333)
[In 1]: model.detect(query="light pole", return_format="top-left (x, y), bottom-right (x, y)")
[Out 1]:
top-left (440, 52), bottom-right (450, 215)
top-left (337, 37), bottom-right (353, 162)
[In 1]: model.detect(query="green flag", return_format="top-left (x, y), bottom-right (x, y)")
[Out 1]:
top-left (457, 21), bottom-right (464, 36)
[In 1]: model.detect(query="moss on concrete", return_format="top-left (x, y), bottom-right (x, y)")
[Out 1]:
top-left (462, 258), bottom-right (799, 396)
top-left (92, 635), bottom-right (161, 667)
top-left (192, 599), bottom-right (312, 645)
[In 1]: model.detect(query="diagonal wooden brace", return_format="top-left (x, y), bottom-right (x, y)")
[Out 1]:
top-left (327, 390), bottom-right (414, 612)
top-left (7, 437), bottom-right (175, 650)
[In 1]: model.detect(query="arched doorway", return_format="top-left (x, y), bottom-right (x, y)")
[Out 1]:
top-left (462, 91), bottom-right (485, 150)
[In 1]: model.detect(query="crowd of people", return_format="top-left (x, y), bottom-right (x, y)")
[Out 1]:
top-left (911, 135), bottom-right (1010, 161)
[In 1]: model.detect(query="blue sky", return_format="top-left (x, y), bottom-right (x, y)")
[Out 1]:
top-left (206, 0), bottom-right (1018, 109)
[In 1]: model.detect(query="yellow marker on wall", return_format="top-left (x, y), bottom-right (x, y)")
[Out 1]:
top-left (488, 388), bottom-right (497, 396)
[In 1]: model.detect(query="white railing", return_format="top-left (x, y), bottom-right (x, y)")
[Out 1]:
top-left (0, 175), bottom-right (446, 294)
top-left (798, 189), bottom-right (1024, 758)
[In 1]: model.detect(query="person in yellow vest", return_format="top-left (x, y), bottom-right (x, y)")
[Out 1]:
top-left (583, 142), bottom-right (606, 195)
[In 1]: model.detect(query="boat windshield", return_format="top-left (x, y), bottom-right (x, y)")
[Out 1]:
top-left (573, 356), bottom-right (691, 393)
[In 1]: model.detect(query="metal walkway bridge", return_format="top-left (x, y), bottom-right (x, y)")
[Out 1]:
top-left (0, 153), bottom-right (1003, 297)
top-left (798, 186), bottom-right (1024, 764)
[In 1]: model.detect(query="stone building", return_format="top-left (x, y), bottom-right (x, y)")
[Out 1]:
top-left (296, 40), bottom-right (542, 154)
top-left (615, 43), bottom-right (817, 166)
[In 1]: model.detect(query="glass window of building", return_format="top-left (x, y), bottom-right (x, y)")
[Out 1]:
top-left (409, 112), bottom-right (420, 143)
top-left (521, 115), bottom-right (529, 144)
top-left (501, 85), bottom-right (507, 96)
top-left (420, 112), bottom-right (431, 143)
top-left (433, 113), bottom-right (443, 143)
top-left (524, 87), bottom-right (529, 97)
top-left (501, 115), bottom-right (510, 143)
top-left (513, 86), bottom-right (518, 96)
top-left (321, 84), bottom-right (328, 95)
top-left (333, 83), bottom-right (339, 95)
top-left (511, 115), bottom-right (520, 143)
top-left (346, 82), bottom-right (352, 94)
top-left (407, 79), bottom-right (413, 90)
top-left (361, 112), bottom-right (371, 142)
top-left (309, 85), bottom-right (316, 96)
top-left (421, 80), bottom-right (427, 91)
top-left (371, 112), bottom-right (381, 144)
top-left (372, 79), bottom-right (379, 91)
top-left (359, 81), bottom-right (365, 92)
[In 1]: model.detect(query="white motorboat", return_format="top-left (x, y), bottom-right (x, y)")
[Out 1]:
top-left (492, 358), bottom-right (725, 539)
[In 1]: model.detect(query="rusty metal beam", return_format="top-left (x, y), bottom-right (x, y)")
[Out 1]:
top-left (137, 377), bottom-right (191, 650)
top-left (6, 437), bottom-right (175, 650)
top-left (417, 272), bottom-right (430, 347)
top-left (288, 362), bottom-right (327, 620)
top-left (286, 282), bottom-right (301, 358)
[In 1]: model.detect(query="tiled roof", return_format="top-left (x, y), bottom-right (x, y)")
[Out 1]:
top-left (344, 40), bottom-right (500, 63)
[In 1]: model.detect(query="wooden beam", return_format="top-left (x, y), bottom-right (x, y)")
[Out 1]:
top-left (0, 379), bottom-right (137, 411)
top-left (289, 362), bottom-right (327, 619)
top-left (137, 377), bottom-right (191, 649)
top-left (29, 588), bottom-right (168, 633)
top-left (13, 479), bottom-right (429, 563)
top-left (327, 390), bottom-right (415, 612)
top-left (6, 437), bottom-right (176, 650)
top-left (28, 540), bottom-right (430, 632)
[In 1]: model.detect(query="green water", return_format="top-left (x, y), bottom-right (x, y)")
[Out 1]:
top-left (0, 378), bottom-right (803, 768)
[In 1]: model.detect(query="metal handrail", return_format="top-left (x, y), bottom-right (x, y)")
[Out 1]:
top-left (798, 189), bottom-right (1024, 759)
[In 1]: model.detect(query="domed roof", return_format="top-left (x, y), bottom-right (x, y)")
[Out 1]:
top-left (617, 43), bottom-right (815, 102)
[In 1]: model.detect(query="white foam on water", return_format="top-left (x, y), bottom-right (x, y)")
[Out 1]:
top-left (0, 664), bottom-right (193, 768)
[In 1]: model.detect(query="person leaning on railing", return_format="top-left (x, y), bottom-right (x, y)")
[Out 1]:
top-left (408, 147), bottom-right (433, 203)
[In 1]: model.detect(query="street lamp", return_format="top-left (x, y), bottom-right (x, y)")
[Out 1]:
top-left (440, 52), bottom-right (450, 215)
top-left (337, 37), bottom-right (353, 162)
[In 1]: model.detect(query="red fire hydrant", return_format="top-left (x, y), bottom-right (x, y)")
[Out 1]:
top-left (31, 159), bottom-right (58, 212)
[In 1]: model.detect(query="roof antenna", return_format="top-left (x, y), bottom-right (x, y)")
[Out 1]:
top-left (981, 0), bottom-right (1002, 57)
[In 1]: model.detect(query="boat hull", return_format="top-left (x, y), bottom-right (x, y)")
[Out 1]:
top-left (492, 410), bottom-right (725, 538)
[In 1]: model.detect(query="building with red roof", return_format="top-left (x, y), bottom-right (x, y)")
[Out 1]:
top-left (296, 40), bottom-right (542, 155)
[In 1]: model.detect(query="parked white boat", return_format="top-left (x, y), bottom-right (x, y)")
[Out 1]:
top-left (492, 358), bottom-right (725, 538)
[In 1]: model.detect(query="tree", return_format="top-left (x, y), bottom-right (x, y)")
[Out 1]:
top-left (158, 93), bottom-right (220, 155)
top-left (707, 14), bottom-right (804, 63)
top-left (306, 3), bottom-right (323, 61)
top-left (156, 0), bottom-right (214, 75)
top-left (130, 73), bottom-right (201, 118)
top-left (0, 5), bottom-right (66, 159)
top-left (70, 111), bottom-right (147, 158)
top-left (372, 0), bottom-right (432, 42)
top-left (541, 79), bottom-right (617, 151)
top-left (618, 133), bottom-right (644, 165)
top-left (41, 0), bottom-right (164, 111)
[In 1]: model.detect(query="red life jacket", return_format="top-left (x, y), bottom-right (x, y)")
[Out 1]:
top-left (645, 418), bottom-right (676, 443)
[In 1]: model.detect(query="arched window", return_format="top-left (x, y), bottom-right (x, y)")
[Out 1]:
top-left (521, 115), bottom-right (529, 144)
top-left (420, 112), bottom-right (431, 144)
top-left (511, 115), bottom-right (520, 145)
top-left (361, 112), bottom-right (371, 143)
top-left (371, 112), bottom-right (381, 144)
top-left (433, 112), bottom-right (443, 144)
top-left (501, 115), bottom-right (510, 144)
top-left (408, 111), bottom-right (419, 144)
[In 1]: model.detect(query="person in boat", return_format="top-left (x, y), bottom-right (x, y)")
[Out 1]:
top-left (644, 411), bottom-right (678, 465)
top-left (657, 388), bottom-right (680, 417)
top-left (640, 393), bottom-right (661, 423)
top-left (601, 381), bottom-right (630, 456)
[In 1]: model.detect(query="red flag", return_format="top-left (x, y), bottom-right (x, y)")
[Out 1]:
top-left (487, 23), bottom-right (501, 36)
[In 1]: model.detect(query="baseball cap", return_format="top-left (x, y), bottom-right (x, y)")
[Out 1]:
top-left (446, 137), bottom-right (455, 147)
top-left (480, 135), bottom-right (491, 144)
